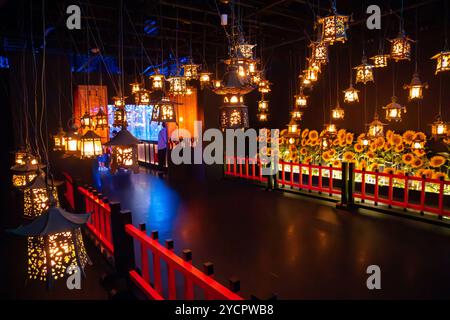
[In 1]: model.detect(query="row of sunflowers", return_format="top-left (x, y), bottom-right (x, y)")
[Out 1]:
top-left (277, 128), bottom-right (449, 181)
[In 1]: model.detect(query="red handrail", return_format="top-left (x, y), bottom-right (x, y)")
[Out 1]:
top-left (62, 172), bottom-right (75, 210)
top-left (224, 155), bottom-right (268, 183)
top-left (125, 224), bottom-right (243, 300)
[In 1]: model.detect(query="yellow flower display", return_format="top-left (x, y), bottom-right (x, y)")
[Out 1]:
top-left (394, 144), bottom-right (405, 153)
top-left (375, 137), bottom-right (385, 149)
top-left (337, 129), bottom-right (346, 142)
top-left (300, 147), bottom-right (308, 155)
top-left (333, 139), bottom-right (340, 146)
top-left (369, 143), bottom-right (378, 152)
top-left (402, 130), bottom-right (415, 144)
top-left (280, 129), bottom-right (287, 136)
top-left (422, 169), bottom-right (434, 179)
top-left (391, 134), bottom-right (403, 146)
top-left (332, 159), bottom-right (342, 168)
top-left (322, 151), bottom-right (332, 162)
top-left (289, 144), bottom-right (298, 152)
top-left (429, 155), bottom-right (446, 168)
top-left (308, 130), bottom-right (319, 141)
top-left (346, 133), bottom-right (354, 145)
top-left (414, 149), bottom-right (426, 158)
top-left (342, 151), bottom-right (356, 162)
top-left (301, 139), bottom-right (308, 147)
top-left (369, 163), bottom-right (380, 172)
top-left (433, 172), bottom-right (449, 180)
top-left (301, 129), bottom-right (310, 139)
top-left (354, 143), bottom-right (364, 153)
top-left (411, 157), bottom-right (424, 168)
top-left (402, 153), bottom-right (414, 165)
top-left (384, 167), bottom-right (396, 175)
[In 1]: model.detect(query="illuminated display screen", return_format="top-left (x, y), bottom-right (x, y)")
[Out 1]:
top-left (107, 104), bottom-right (162, 142)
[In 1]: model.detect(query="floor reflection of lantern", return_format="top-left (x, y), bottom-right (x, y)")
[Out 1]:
top-left (94, 107), bottom-right (108, 130)
top-left (199, 72), bottom-right (212, 88)
top-left (370, 54), bottom-right (390, 68)
top-left (317, 6), bottom-right (349, 45)
top-left (383, 96), bottom-right (406, 122)
top-left (80, 112), bottom-right (93, 129)
top-left (11, 156), bottom-right (40, 189)
top-left (431, 51), bottom-right (450, 74)
top-left (79, 130), bottom-right (102, 159)
top-left (129, 82), bottom-right (142, 94)
top-left (331, 102), bottom-right (345, 120)
top-left (168, 76), bottom-right (187, 95)
top-left (23, 174), bottom-right (59, 219)
top-left (343, 85), bottom-right (359, 104)
top-left (430, 115), bottom-right (449, 139)
top-left (354, 56), bottom-right (374, 84)
top-left (310, 41), bottom-right (329, 64)
top-left (367, 114), bottom-right (386, 138)
top-left (404, 72), bottom-right (428, 101)
top-left (151, 96), bottom-right (178, 123)
top-left (64, 130), bottom-right (80, 155)
top-left (135, 89), bottom-right (151, 106)
top-left (53, 127), bottom-right (66, 151)
top-left (390, 32), bottom-right (414, 62)
top-left (104, 129), bottom-right (140, 174)
top-left (150, 72), bottom-right (165, 90)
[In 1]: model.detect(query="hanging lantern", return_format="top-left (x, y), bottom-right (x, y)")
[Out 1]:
top-left (354, 56), bottom-right (374, 84)
top-left (11, 155), bottom-right (40, 189)
top-left (331, 102), bottom-right (345, 120)
top-left (104, 129), bottom-right (140, 174)
top-left (343, 85), bottom-right (360, 104)
top-left (370, 54), bottom-right (390, 68)
top-left (310, 41), bottom-right (329, 64)
top-left (168, 76), bottom-right (187, 95)
top-left (220, 94), bottom-right (249, 129)
top-left (367, 113), bottom-right (386, 138)
top-left (320, 133), bottom-right (334, 151)
top-left (403, 72), bottom-right (428, 101)
top-left (94, 107), bottom-right (108, 130)
top-left (80, 112), bottom-right (93, 129)
top-left (324, 123), bottom-right (337, 135)
top-left (258, 100), bottom-right (269, 112)
top-left (411, 137), bottom-right (425, 151)
top-left (151, 96), bottom-right (178, 123)
top-left (307, 58), bottom-right (322, 73)
top-left (299, 76), bottom-right (313, 88)
top-left (150, 71), bottom-right (165, 90)
top-left (23, 174), bottom-right (59, 218)
top-left (113, 96), bottom-right (126, 108)
top-left (258, 79), bottom-right (271, 94)
top-left (64, 130), bottom-right (80, 155)
top-left (286, 118), bottom-right (300, 145)
top-left (135, 89), bottom-right (151, 106)
top-left (390, 31), bottom-right (414, 62)
top-left (182, 62), bottom-right (200, 80)
top-left (129, 82), bottom-right (142, 94)
top-left (199, 72), bottom-right (212, 88)
top-left (383, 96), bottom-right (406, 122)
top-left (291, 107), bottom-right (304, 122)
top-left (303, 68), bottom-right (319, 83)
top-left (295, 93), bottom-right (308, 108)
top-left (113, 107), bottom-right (127, 128)
top-left (431, 51), bottom-right (450, 74)
top-left (79, 130), bottom-right (102, 159)
top-left (13, 148), bottom-right (28, 165)
top-left (53, 127), bottom-right (66, 151)
top-left (186, 87), bottom-right (194, 96)
top-left (257, 112), bottom-right (268, 122)
top-left (250, 73), bottom-right (261, 85)
top-left (430, 114), bottom-right (449, 139)
top-left (317, 7), bottom-right (350, 45)
top-left (236, 42), bottom-right (256, 59)
top-left (213, 79), bottom-right (222, 88)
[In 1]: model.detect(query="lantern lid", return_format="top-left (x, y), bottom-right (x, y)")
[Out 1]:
top-left (431, 51), bottom-right (450, 59)
top-left (10, 157), bottom-right (43, 172)
top-left (213, 66), bottom-right (255, 95)
top-left (65, 130), bottom-right (79, 139)
top-left (344, 84), bottom-right (360, 93)
top-left (406, 72), bottom-right (426, 87)
top-left (383, 96), bottom-right (404, 110)
top-left (367, 113), bottom-right (387, 126)
top-left (56, 126), bottom-right (66, 136)
top-left (104, 128), bottom-right (140, 146)
top-left (81, 130), bottom-right (101, 140)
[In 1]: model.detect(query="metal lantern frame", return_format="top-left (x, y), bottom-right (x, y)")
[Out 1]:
top-left (199, 72), bottom-right (212, 88)
top-left (79, 130), bottom-right (103, 159)
top-left (390, 32), bottom-right (414, 62)
top-left (295, 92), bottom-right (308, 108)
top-left (151, 96), bottom-right (179, 123)
top-left (130, 82), bottom-right (142, 94)
top-left (309, 41), bottom-right (329, 64)
top-left (182, 62), bottom-right (200, 80)
top-left (343, 85), bottom-right (360, 104)
top-left (324, 123), bottom-right (338, 135)
top-left (113, 107), bottom-right (127, 128)
top-left (80, 112), bottom-right (93, 129)
top-left (11, 156), bottom-right (40, 189)
top-left (431, 51), bottom-right (450, 75)
top-left (112, 96), bottom-right (127, 108)
top-left (53, 127), bottom-right (66, 151)
top-left (286, 118), bottom-right (300, 144)
top-left (383, 96), bottom-right (406, 122)
top-left (354, 56), bottom-right (374, 84)
top-left (317, 9), bottom-right (350, 45)
top-left (403, 72), bottom-right (428, 101)
top-left (429, 115), bottom-right (449, 139)
top-left (64, 130), bottom-right (80, 156)
top-left (291, 107), bottom-right (304, 122)
top-left (23, 174), bottom-right (59, 219)
top-left (367, 114), bottom-right (386, 139)
top-left (150, 72), bottom-right (165, 90)
top-left (167, 76), bottom-right (188, 95)
top-left (135, 89), bottom-right (151, 106)
top-left (370, 54), bottom-right (390, 68)
top-left (258, 79), bottom-right (271, 94)
top-left (94, 107), bottom-right (108, 130)
top-left (219, 94), bottom-right (249, 130)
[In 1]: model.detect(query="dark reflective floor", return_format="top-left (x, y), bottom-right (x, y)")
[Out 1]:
top-left (94, 168), bottom-right (450, 299)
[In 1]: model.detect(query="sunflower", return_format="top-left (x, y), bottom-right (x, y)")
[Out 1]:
top-left (394, 144), bottom-right (405, 153)
top-left (386, 130), bottom-right (395, 141)
top-left (333, 139), bottom-right (340, 146)
top-left (369, 143), bottom-right (378, 152)
top-left (309, 130), bottom-right (319, 141)
top-left (383, 142), bottom-right (392, 152)
top-left (301, 139), bottom-right (308, 147)
top-left (337, 129), bottom-right (346, 142)
top-left (402, 130), bottom-right (416, 145)
top-left (375, 137), bottom-right (385, 148)
top-left (339, 140), bottom-right (347, 148)
top-left (328, 148), bottom-right (337, 157)
top-left (402, 153), bottom-right (414, 165)
top-left (322, 151), bottom-right (332, 162)
top-left (342, 151), bottom-right (356, 162)
top-left (391, 134), bottom-right (403, 146)
top-left (429, 155), bottom-right (447, 168)
top-left (357, 133), bottom-right (366, 143)
top-left (289, 144), bottom-right (297, 152)
top-left (304, 156), bottom-right (312, 164)
top-left (422, 169), bottom-right (434, 179)
top-left (280, 129), bottom-right (288, 136)
top-left (411, 157), bottom-right (424, 168)
top-left (354, 143), bottom-right (364, 153)
top-left (433, 172), bottom-right (449, 180)
top-left (300, 147), bottom-right (308, 156)
top-left (279, 137), bottom-right (286, 145)
top-left (366, 151), bottom-right (376, 159)
top-left (413, 132), bottom-right (426, 142)
top-left (301, 129), bottom-right (310, 139)
top-left (415, 168), bottom-right (425, 177)
top-left (346, 133), bottom-right (354, 145)
top-left (384, 167), bottom-right (396, 175)
top-left (357, 159), bottom-right (368, 170)
top-left (332, 159), bottom-right (342, 168)
top-left (414, 149), bottom-right (426, 158)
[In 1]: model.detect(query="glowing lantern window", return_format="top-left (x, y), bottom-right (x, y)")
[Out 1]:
top-left (79, 130), bottom-right (102, 159)
top-left (80, 112), bottom-right (93, 129)
top-left (370, 54), bottom-right (390, 68)
top-left (258, 80), bottom-right (271, 94)
top-left (295, 93), bottom-right (308, 108)
top-left (403, 73), bottom-right (428, 101)
top-left (248, 61), bottom-right (257, 75)
top-left (23, 175), bottom-right (59, 218)
top-left (104, 129), bottom-right (140, 174)
top-left (53, 127), bottom-right (66, 151)
top-left (151, 96), bottom-right (177, 123)
top-left (343, 85), bottom-right (360, 104)
top-left (390, 32), bottom-right (414, 62)
top-left (14, 148), bottom-right (28, 165)
top-left (304, 68), bottom-right (319, 83)
top-left (324, 123), bottom-right (337, 135)
top-left (219, 94), bottom-right (249, 130)
top-left (251, 73), bottom-right (261, 85)
top-left (317, 9), bottom-right (350, 45)
top-left (182, 62), bottom-right (200, 80)
top-left (310, 41), bottom-right (329, 64)
top-left (308, 58), bottom-right (322, 73)
top-left (168, 76), bottom-right (187, 95)
top-left (135, 89), bottom-right (151, 106)
top-left (130, 82), bottom-right (142, 94)
top-left (367, 114), bottom-right (386, 138)
top-left (236, 43), bottom-right (255, 59)
top-left (354, 56), bottom-right (374, 84)
top-left (286, 119), bottom-right (300, 144)
top-left (64, 130), bottom-right (80, 155)
top-left (291, 108), bottom-right (304, 122)
top-left (331, 102), bottom-right (345, 120)
top-left (150, 72), bottom-right (165, 90)
top-left (213, 79), bottom-right (222, 88)
top-left (257, 112), bottom-right (268, 122)
top-left (411, 138), bottom-right (425, 151)
top-left (383, 96), bottom-right (406, 122)
top-left (431, 51), bottom-right (450, 74)
top-left (11, 156), bottom-right (40, 189)
top-left (94, 107), bottom-right (108, 130)
top-left (113, 107), bottom-right (127, 128)
top-left (430, 115), bottom-right (449, 138)
top-left (113, 96), bottom-right (126, 108)
top-left (199, 72), bottom-right (212, 88)
top-left (258, 100), bottom-right (269, 111)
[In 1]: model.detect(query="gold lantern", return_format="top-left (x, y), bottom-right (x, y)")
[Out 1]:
top-left (331, 101), bottom-right (345, 120)
top-left (258, 100), bottom-right (269, 112)
top-left (11, 155), bottom-right (40, 189)
top-left (317, 7), bottom-right (350, 45)
top-left (286, 118), bottom-right (300, 145)
top-left (295, 93), bottom-right (308, 108)
top-left (219, 94), bottom-right (249, 129)
top-left (257, 113), bottom-right (268, 122)
top-left (248, 60), bottom-right (258, 75)
top-left (308, 58), bottom-right (322, 73)
top-left (213, 79), bottom-right (222, 88)
top-left (430, 115), bottom-right (449, 139)
top-left (403, 72), bottom-right (428, 101)
top-left (236, 42), bottom-right (256, 59)
top-left (80, 112), bottom-right (93, 129)
top-left (182, 62), bottom-right (200, 80)
top-left (113, 96), bottom-right (126, 108)
top-left (104, 129), bottom-right (140, 174)
top-left (343, 85), bottom-right (360, 104)
top-left (367, 114), bottom-right (386, 138)
top-left (324, 123), bottom-right (337, 135)
top-left (431, 51), bottom-right (450, 74)
top-left (53, 127), bottom-right (66, 151)
top-left (411, 137), bottom-right (425, 152)
top-left (167, 76), bottom-right (187, 95)
top-left (370, 54), bottom-right (390, 68)
top-left (23, 174), bottom-right (59, 218)
top-left (258, 79), bottom-right (271, 94)
top-left (113, 107), bottom-right (127, 128)
top-left (310, 41), bottom-right (329, 64)
top-left (151, 96), bottom-right (178, 123)
top-left (250, 72), bottom-right (261, 85)
top-left (303, 68), bottom-right (319, 83)
top-left (64, 130), bottom-right (80, 155)
top-left (135, 89), bottom-right (151, 106)
top-left (94, 107), bottom-right (108, 130)
top-left (129, 82), bottom-right (142, 94)
top-left (354, 56), bottom-right (374, 84)
top-left (390, 32), bottom-right (414, 62)
top-left (199, 72), bottom-right (212, 88)
top-left (291, 107), bottom-right (304, 122)
top-left (150, 71), bottom-right (165, 90)
top-left (79, 130), bottom-right (102, 159)
top-left (383, 96), bottom-right (406, 122)
top-left (300, 76), bottom-right (313, 88)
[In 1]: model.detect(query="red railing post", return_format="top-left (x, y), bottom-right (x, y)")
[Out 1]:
top-left (203, 262), bottom-right (215, 300)
top-left (329, 165), bottom-right (333, 197)
top-left (361, 169), bottom-right (366, 203)
top-left (403, 173), bottom-right (409, 211)
top-left (420, 175), bottom-right (426, 215)
top-left (110, 205), bottom-right (135, 277)
top-left (438, 177), bottom-right (445, 219)
top-left (308, 164), bottom-right (313, 192)
top-left (182, 249), bottom-right (194, 300)
top-left (388, 175), bottom-right (394, 208)
top-left (374, 169), bottom-right (379, 206)
top-left (139, 224), bottom-right (150, 284)
top-left (166, 239), bottom-right (176, 300)
top-left (151, 230), bottom-right (163, 295)
top-left (290, 161), bottom-right (294, 189)
top-left (318, 165), bottom-right (323, 194)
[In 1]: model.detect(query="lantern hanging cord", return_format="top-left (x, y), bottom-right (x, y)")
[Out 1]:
top-left (445, 0), bottom-right (449, 49)
top-left (41, 0), bottom-right (51, 181)
top-left (415, 7), bottom-right (419, 73)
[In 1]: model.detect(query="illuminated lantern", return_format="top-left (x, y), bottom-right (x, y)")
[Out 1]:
top-left (151, 96), bottom-right (178, 123)
top-left (186, 87), bottom-right (193, 96)
top-left (199, 72), bottom-right (212, 88)
top-left (236, 42), bottom-right (255, 59)
top-left (113, 107), bottom-right (127, 128)
top-left (150, 71), bottom-right (165, 90)
top-left (258, 79), bottom-right (271, 94)
top-left (80, 112), bottom-right (93, 129)
top-left (23, 174), bottom-right (59, 218)
top-left (129, 82), bottom-right (142, 94)
top-left (13, 148), bottom-right (28, 165)
top-left (167, 76), bottom-right (187, 95)
top-left (257, 111), bottom-right (268, 122)
top-left (383, 96), bottom-right (406, 122)
top-left (64, 130), bottom-right (80, 155)
top-left (308, 58), bottom-right (322, 73)
top-left (324, 123), bottom-right (337, 135)
top-left (390, 31), bottom-right (414, 62)
top-left (430, 114), bottom-right (449, 139)
top-left (317, 6), bottom-right (350, 45)
top-left (310, 41), bottom-right (329, 64)
top-left (53, 127), bottom-right (66, 151)
top-left (303, 68), bottom-right (319, 83)
top-left (79, 130), bottom-right (102, 159)
top-left (248, 60), bottom-right (257, 75)
top-left (370, 54), bottom-right (390, 68)
top-left (331, 101), bottom-right (345, 120)
top-left (11, 156), bottom-right (40, 189)
top-left (367, 113), bottom-right (386, 138)
top-left (10, 205), bottom-right (89, 283)
top-left (250, 73), bottom-right (261, 85)
top-left (320, 133), bottom-right (334, 151)
top-left (104, 129), bottom-right (140, 174)
top-left (431, 51), bottom-right (450, 74)
top-left (295, 93), bottom-right (308, 108)
top-left (411, 137), bottom-right (425, 151)
top-left (403, 72), bottom-right (428, 101)
top-left (343, 85), bottom-right (359, 104)
top-left (213, 79), bottom-right (222, 88)
top-left (300, 76), bottom-right (312, 88)
top-left (258, 100), bottom-right (269, 112)
top-left (113, 96), bottom-right (126, 108)
top-left (354, 56), bottom-right (374, 84)
top-left (182, 62), bottom-right (200, 80)
top-left (291, 107), bottom-right (304, 122)
top-left (286, 118), bottom-right (300, 144)
top-left (94, 107), bottom-right (108, 130)
top-left (135, 89), bottom-right (151, 106)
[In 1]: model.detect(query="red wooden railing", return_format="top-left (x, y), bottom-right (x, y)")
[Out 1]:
top-left (224, 156), bottom-right (268, 183)
top-left (126, 225), bottom-right (243, 300)
top-left (63, 172), bottom-right (75, 210)
top-left (353, 169), bottom-right (450, 217)
top-left (78, 186), bottom-right (114, 254)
